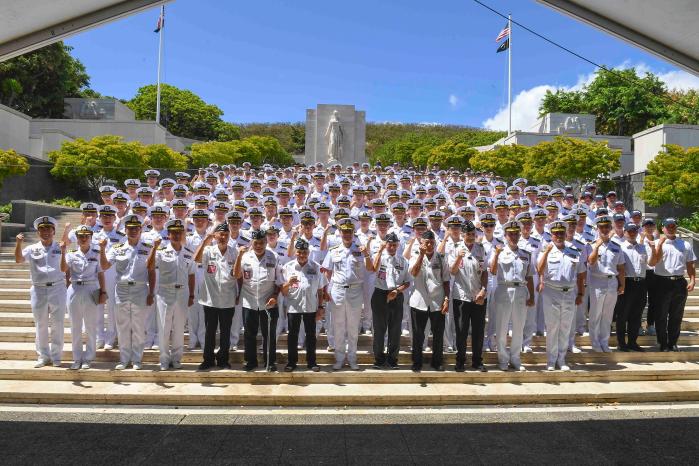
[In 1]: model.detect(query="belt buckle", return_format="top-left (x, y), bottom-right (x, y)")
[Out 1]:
top-left (45, 282), bottom-right (53, 287)
top-left (76, 280), bottom-right (83, 285)
top-left (127, 281), bottom-right (135, 286)
top-left (561, 287), bottom-right (570, 292)
top-left (175, 284), bottom-right (183, 289)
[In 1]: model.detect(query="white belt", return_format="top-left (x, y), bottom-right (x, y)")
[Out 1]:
top-left (333, 282), bottom-right (362, 289)
top-left (72, 280), bottom-right (97, 286)
top-left (117, 280), bottom-right (146, 286)
top-left (591, 273), bottom-right (615, 279)
top-left (498, 281), bottom-right (524, 287)
top-left (545, 282), bottom-right (575, 292)
top-left (32, 281), bottom-right (62, 287)
top-left (159, 283), bottom-right (187, 289)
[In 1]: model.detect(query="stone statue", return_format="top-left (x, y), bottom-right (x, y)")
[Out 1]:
top-left (324, 110), bottom-right (343, 163)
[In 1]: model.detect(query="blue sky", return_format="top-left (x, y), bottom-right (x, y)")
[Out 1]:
top-left (65, 0), bottom-right (699, 130)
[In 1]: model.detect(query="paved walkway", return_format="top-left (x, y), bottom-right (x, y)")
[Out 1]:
top-left (1, 403), bottom-right (697, 464)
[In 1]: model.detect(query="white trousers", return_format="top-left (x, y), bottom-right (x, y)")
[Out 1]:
top-left (30, 285), bottom-right (67, 362)
top-left (494, 285), bottom-right (528, 368)
top-left (542, 286), bottom-right (575, 367)
top-left (361, 275), bottom-right (375, 332)
top-left (157, 294), bottom-right (188, 366)
top-left (522, 274), bottom-right (540, 347)
top-left (484, 274), bottom-right (497, 350)
top-left (569, 287), bottom-right (589, 349)
top-left (588, 278), bottom-right (618, 350)
top-left (97, 267), bottom-right (117, 346)
top-left (68, 285), bottom-right (98, 363)
top-left (230, 303), bottom-right (243, 346)
top-left (330, 289), bottom-right (363, 365)
top-left (187, 302), bottom-right (205, 348)
top-left (115, 300), bottom-right (148, 364)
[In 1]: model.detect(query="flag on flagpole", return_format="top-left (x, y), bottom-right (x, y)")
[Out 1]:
top-left (496, 39), bottom-right (509, 53)
top-left (154, 8), bottom-right (165, 33)
top-left (495, 23), bottom-right (510, 42)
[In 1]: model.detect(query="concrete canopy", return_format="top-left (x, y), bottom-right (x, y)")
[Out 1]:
top-left (537, 0), bottom-right (699, 76)
top-left (0, 0), bottom-right (168, 62)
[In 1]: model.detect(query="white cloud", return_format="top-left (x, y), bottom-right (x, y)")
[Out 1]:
top-left (448, 94), bottom-right (459, 108)
top-left (482, 62), bottom-right (699, 131)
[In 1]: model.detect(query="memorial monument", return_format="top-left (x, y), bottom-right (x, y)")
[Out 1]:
top-left (305, 104), bottom-right (366, 165)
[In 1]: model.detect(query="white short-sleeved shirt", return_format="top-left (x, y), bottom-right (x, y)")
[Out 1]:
top-left (239, 249), bottom-right (283, 310)
top-left (654, 238), bottom-right (696, 277)
top-left (374, 252), bottom-right (410, 291)
top-left (93, 227), bottom-right (126, 251)
top-left (409, 251), bottom-right (449, 312)
top-left (155, 244), bottom-right (196, 302)
top-left (23, 241), bottom-right (64, 285)
top-left (106, 240), bottom-right (153, 304)
top-left (542, 245), bottom-right (586, 286)
top-left (621, 241), bottom-right (651, 279)
top-left (65, 247), bottom-right (102, 283)
top-left (589, 240), bottom-right (625, 277)
top-left (198, 244), bottom-right (238, 309)
top-left (493, 244), bottom-right (534, 285)
top-left (282, 259), bottom-right (327, 313)
top-left (449, 242), bottom-right (486, 301)
top-left (322, 241), bottom-right (369, 286)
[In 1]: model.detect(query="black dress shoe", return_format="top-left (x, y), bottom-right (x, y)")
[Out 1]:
top-left (308, 365), bottom-right (320, 372)
top-left (617, 345), bottom-right (630, 352)
top-left (372, 362), bottom-right (385, 370)
top-left (217, 362), bottom-right (232, 370)
top-left (672, 345), bottom-right (681, 352)
top-left (474, 364), bottom-right (488, 372)
top-left (387, 362), bottom-right (399, 370)
top-left (628, 344), bottom-right (645, 352)
top-left (411, 364), bottom-right (421, 373)
top-left (243, 364), bottom-right (257, 372)
top-left (659, 345), bottom-right (668, 352)
top-left (455, 364), bottom-right (465, 372)
top-left (267, 364), bottom-right (278, 372)
top-left (198, 362), bottom-right (213, 371)
top-left (284, 365), bottom-right (295, 372)
top-left (434, 365), bottom-right (445, 372)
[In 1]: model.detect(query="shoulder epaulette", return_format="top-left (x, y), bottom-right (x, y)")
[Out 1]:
top-left (142, 242), bottom-right (153, 248)
top-left (116, 231), bottom-right (125, 236)
top-left (91, 248), bottom-right (99, 253)
top-left (114, 243), bottom-right (125, 248)
top-left (183, 246), bottom-right (193, 254)
top-left (329, 244), bottom-right (340, 250)
top-left (67, 248), bottom-right (77, 253)
top-left (529, 237), bottom-right (541, 244)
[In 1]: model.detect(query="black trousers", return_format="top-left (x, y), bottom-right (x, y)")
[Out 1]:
top-left (410, 307), bottom-right (444, 368)
top-left (371, 289), bottom-right (404, 365)
top-left (615, 278), bottom-right (647, 347)
top-left (646, 270), bottom-right (659, 326)
top-left (655, 276), bottom-right (688, 349)
top-left (202, 305), bottom-right (235, 365)
top-left (453, 298), bottom-right (486, 367)
top-left (243, 307), bottom-right (279, 367)
top-left (287, 312), bottom-right (317, 368)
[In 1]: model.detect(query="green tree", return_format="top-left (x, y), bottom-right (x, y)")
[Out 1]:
top-left (522, 137), bottom-right (620, 191)
top-left (141, 144), bottom-right (188, 171)
top-left (469, 144), bottom-right (528, 181)
top-left (0, 42), bottom-right (90, 117)
top-left (190, 141), bottom-right (239, 168)
top-left (214, 121), bottom-right (241, 142)
top-left (239, 123), bottom-right (305, 154)
top-left (665, 89), bottom-right (699, 125)
top-left (425, 140), bottom-right (476, 170)
top-left (244, 136), bottom-right (294, 166)
top-left (49, 135), bottom-right (145, 193)
top-left (539, 68), bottom-right (669, 136)
top-left (640, 144), bottom-right (699, 207)
top-left (0, 149), bottom-right (30, 187)
top-left (127, 84), bottom-right (240, 141)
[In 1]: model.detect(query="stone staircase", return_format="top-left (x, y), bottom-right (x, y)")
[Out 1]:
top-left (0, 210), bottom-right (697, 406)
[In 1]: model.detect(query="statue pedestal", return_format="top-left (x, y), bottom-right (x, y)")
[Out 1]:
top-left (304, 104), bottom-right (366, 166)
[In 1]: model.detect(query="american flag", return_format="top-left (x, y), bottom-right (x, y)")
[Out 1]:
top-left (495, 23), bottom-right (510, 42)
top-left (154, 7), bottom-right (165, 33)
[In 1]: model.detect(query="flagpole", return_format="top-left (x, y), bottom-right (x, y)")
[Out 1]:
top-left (155, 5), bottom-right (164, 125)
top-left (507, 14), bottom-right (512, 135)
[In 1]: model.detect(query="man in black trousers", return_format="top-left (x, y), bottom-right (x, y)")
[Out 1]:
top-left (370, 233), bottom-right (411, 369)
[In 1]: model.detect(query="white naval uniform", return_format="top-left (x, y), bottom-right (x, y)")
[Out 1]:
top-left (92, 228), bottom-right (125, 347)
top-left (520, 236), bottom-right (542, 349)
top-left (588, 240), bottom-right (625, 351)
top-left (481, 236), bottom-right (503, 351)
top-left (228, 232), bottom-right (250, 348)
top-left (106, 240), bottom-right (153, 365)
top-left (541, 244), bottom-right (585, 368)
top-left (23, 241), bottom-right (67, 364)
top-left (154, 244), bottom-right (196, 367)
top-left (186, 230), bottom-right (208, 349)
top-left (142, 228), bottom-right (168, 348)
top-left (492, 244), bottom-right (534, 369)
top-left (65, 246), bottom-right (102, 364)
top-left (322, 241), bottom-right (370, 367)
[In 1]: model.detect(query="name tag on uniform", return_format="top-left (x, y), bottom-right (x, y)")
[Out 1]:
top-left (207, 264), bottom-right (217, 274)
top-left (138, 250), bottom-right (149, 255)
top-left (88, 258), bottom-right (97, 262)
top-left (352, 251), bottom-right (362, 257)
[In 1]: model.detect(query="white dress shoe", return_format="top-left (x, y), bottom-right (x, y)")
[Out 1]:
top-left (560, 365), bottom-right (571, 371)
top-left (81, 362), bottom-right (91, 370)
top-left (132, 363), bottom-right (142, 370)
top-left (69, 362), bottom-right (81, 370)
top-left (115, 363), bottom-right (126, 370)
top-left (34, 359), bottom-right (48, 368)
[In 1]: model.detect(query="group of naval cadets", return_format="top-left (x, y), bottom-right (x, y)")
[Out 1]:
top-left (15, 162), bottom-right (696, 373)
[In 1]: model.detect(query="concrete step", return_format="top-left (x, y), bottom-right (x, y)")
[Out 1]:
top-left (0, 262), bottom-right (30, 270)
top-left (0, 342), bottom-right (697, 364)
top-left (1, 326), bottom-right (698, 347)
top-left (0, 360), bottom-right (697, 384)
top-left (0, 269), bottom-right (33, 278)
top-left (2, 378), bottom-right (699, 406)
top-left (0, 279), bottom-right (31, 290)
